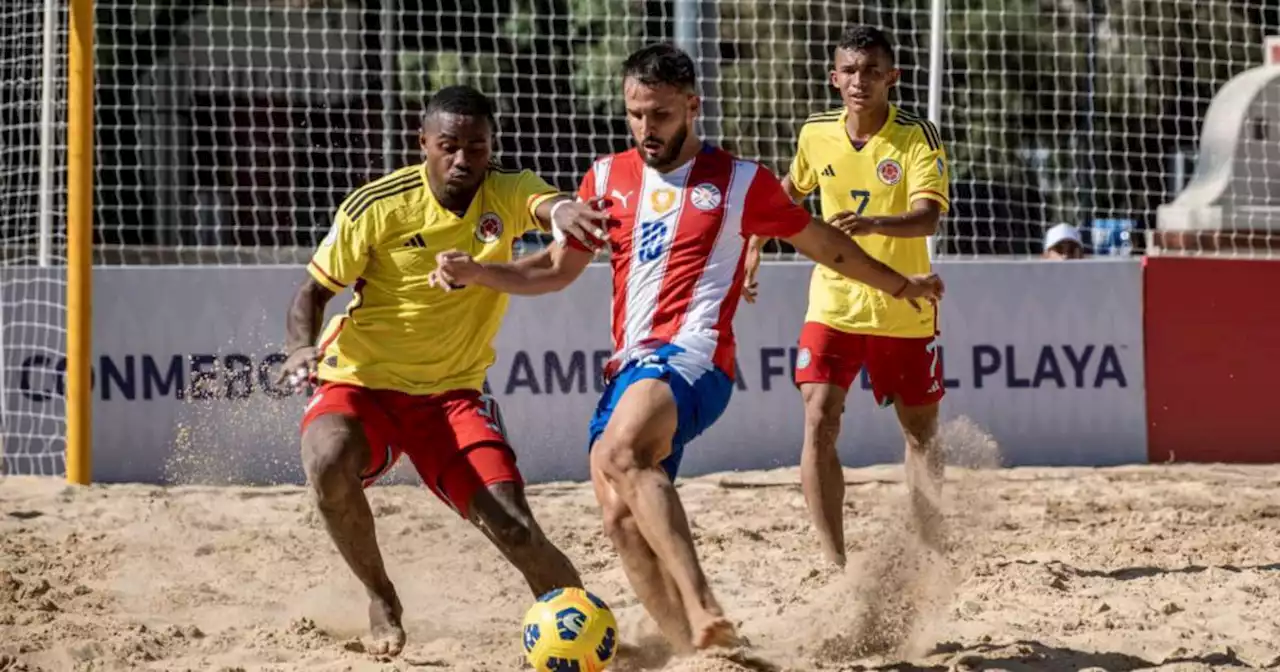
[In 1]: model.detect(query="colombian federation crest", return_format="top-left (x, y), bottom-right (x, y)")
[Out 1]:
top-left (796, 348), bottom-right (812, 370)
top-left (877, 158), bottom-right (903, 185)
top-left (476, 212), bottom-right (504, 243)
top-left (689, 182), bottom-right (722, 211)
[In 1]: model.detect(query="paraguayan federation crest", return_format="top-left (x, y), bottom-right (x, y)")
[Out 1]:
top-left (689, 183), bottom-right (722, 211)
top-left (475, 212), bottom-right (504, 243)
top-left (877, 158), bottom-right (903, 186)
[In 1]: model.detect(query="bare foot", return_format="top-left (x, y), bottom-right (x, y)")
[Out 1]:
top-left (364, 596), bottom-right (405, 656)
top-left (690, 611), bottom-right (739, 650)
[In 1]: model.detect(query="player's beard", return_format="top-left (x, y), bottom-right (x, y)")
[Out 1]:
top-left (640, 123), bottom-right (690, 170)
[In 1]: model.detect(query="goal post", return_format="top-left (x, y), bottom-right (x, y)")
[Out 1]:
top-left (65, 0), bottom-right (92, 485)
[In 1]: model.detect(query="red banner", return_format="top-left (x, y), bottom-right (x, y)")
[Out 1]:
top-left (1144, 257), bottom-right (1280, 462)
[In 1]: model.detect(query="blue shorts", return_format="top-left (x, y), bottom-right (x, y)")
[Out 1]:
top-left (587, 344), bottom-right (734, 480)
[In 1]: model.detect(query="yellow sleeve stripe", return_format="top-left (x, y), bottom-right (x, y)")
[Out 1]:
top-left (911, 190), bottom-right (951, 211)
top-left (526, 191), bottom-right (561, 228)
top-left (308, 261), bottom-right (346, 293)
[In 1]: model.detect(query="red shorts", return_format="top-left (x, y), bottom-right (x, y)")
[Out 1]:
top-left (794, 321), bottom-right (945, 408)
top-left (300, 382), bottom-right (521, 518)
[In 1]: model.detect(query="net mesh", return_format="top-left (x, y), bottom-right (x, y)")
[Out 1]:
top-left (1, 0), bottom-right (68, 476)
top-left (1, 0), bottom-right (1278, 475)
top-left (83, 1), bottom-right (1279, 262)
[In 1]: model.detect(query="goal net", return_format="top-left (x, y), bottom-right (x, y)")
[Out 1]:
top-left (1, 0), bottom-right (67, 477)
top-left (1, 0), bottom-right (1275, 476)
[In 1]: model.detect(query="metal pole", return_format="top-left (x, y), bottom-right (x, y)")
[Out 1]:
top-left (926, 0), bottom-right (945, 260)
top-left (1081, 0), bottom-right (1101, 232)
top-left (674, 0), bottom-right (719, 143)
top-left (380, 0), bottom-right (396, 173)
top-left (66, 0), bottom-right (94, 485)
top-left (37, 0), bottom-right (58, 268)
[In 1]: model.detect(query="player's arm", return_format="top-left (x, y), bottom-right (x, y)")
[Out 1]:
top-left (511, 168), bottom-right (612, 250)
top-left (840, 198), bottom-right (942, 238)
top-left (276, 207), bottom-right (373, 389)
top-left (431, 241), bottom-right (593, 296)
top-left (784, 221), bottom-right (939, 300)
top-left (743, 166), bottom-right (942, 303)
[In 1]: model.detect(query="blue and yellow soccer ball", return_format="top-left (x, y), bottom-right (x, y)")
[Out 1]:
top-left (522, 587), bottom-right (619, 671)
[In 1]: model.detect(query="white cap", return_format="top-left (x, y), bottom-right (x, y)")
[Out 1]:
top-left (1044, 223), bottom-right (1082, 251)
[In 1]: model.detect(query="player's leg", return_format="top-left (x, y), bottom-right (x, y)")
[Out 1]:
top-left (465, 479), bottom-right (583, 596)
top-left (867, 336), bottom-right (947, 550)
top-left (591, 467), bottom-right (695, 653)
top-left (591, 360), bottom-right (736, 650)
top-left (794, 322), bottom-right (865, 567)
top-left (407, 391), bottom-right (582, 597)
top-left (299, 384), bottom-right (405, 655)
top-left (587, 378), bottom-right (695, 652)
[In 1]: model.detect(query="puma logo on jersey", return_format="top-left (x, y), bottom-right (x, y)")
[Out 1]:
top-left (821, 164), bottom-right (836, 177)
top-left (403, 233), bottom-right (427, 249)
top-left (610, 189), bottom-right (633, 209)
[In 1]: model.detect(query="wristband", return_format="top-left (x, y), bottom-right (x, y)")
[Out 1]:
top-left (549, 199), bottom-right (572, 227)
top-left (891, 277), bottom-right (910, 298)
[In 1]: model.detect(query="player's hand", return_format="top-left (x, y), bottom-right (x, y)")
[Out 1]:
top-left (895, 273), bottom-right (945, 312)
top-left (552, 198), bottom-right (612, 252)
top-left (275, 345), bottom-right (320, 394)
top-left (742, 239), bottom-right (763, 304)
top-left (827, 211), bottom-right (874, 236)
top-left (430, 249), bottom-right (481, 291)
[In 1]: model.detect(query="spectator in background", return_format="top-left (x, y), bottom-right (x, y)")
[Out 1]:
top-left (1042, 223), bottom-right (1085, 260)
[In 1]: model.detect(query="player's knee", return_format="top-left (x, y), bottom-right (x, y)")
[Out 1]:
top-left (600, 500), bottom-right (637, 543)
top-left (491, 512), bottom-right (538, 551)
top-left (473, 484), bottom-right (541, 551)
top-left (591, 438), bottom-right (645, 487)
top-left (802, 397), bottom-right (843, 445)
top-left (301, 414), bottom-right (364, 499)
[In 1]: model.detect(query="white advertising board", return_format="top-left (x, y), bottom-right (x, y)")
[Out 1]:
top-left (1, 259), bottom-right (1147, 484)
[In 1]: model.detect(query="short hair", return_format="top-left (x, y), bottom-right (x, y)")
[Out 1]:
top-left (621, 43), bottom-right (697, 92)
top-left (836, 25), bottom-right (895, 64)
top-left (423, 85), bottom-right (496, 128)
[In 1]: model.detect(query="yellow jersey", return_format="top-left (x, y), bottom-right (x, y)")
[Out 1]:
top-left (307, 163), bottom-right (560, 395)
top-left (788, 105), bottom-right (951, 338)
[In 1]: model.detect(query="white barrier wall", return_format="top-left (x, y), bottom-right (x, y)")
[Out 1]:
top-left (1, 259), bottom-right (1147, 484)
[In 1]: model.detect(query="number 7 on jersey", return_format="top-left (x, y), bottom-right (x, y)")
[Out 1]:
top-left (848, 190), bottom-right (871, 215)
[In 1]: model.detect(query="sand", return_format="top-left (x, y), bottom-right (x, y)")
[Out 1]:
top-left (2, 434), bottom-right (1279, 671)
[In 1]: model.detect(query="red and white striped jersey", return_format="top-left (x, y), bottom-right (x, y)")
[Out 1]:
top-left (571, 144), bottom-right (811, 381)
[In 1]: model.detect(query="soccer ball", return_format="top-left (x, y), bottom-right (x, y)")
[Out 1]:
top-left (522, 587), bottom-right (619, 671)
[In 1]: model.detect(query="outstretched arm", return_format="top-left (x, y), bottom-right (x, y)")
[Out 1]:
top-left (430, 242), bottom-right (594, 296)
top-left (781, 218), bottom-right (943, 302)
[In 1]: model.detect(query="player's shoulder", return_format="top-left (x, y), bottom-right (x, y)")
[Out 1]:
top-left (797, 107), bottom-right (845, 138)
top-left (481, 161), bottom-right (535, 188)
top-left (337, 164), bottom-right (427, 224)
top-left (889, 107), bottom-right (944, 153)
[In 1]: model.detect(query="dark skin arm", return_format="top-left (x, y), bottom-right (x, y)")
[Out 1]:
top-left (275, 276), bottom-right (335, 389)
